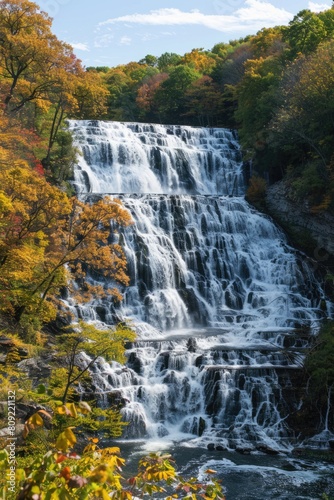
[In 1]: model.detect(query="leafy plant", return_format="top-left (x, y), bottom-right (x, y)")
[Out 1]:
top-left (0, 403), bottom-right (225, 499)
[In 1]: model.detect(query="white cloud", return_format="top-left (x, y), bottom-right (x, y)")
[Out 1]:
top-left (70, 42), bottom-right (89, 52)
top-left (119, 36), bottom-right (132, 46)
top-left (308, 2), bottom-right (331, 12)
top-left (99, 1), bottom-right (293, 33)
top-left (141, 33), bottom-right (158, 42)
top-left (94, 33), bottom-right (114, 48)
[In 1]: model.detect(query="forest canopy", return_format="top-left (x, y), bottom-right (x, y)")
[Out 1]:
top-left (2, 0), bottom-right (334, 223)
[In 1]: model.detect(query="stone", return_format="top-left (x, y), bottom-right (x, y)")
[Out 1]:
top-left (17, 357), bottom-right (51, 380)
top-left (236, 447), bottom-right (253, 455)
top-left (198, 417), bottom-right (206, 437)
top-left (256, 445), bottom-right (280, 455)
top-left (0, 423), bottom-right (25, 444)
top-left (266, 180), bottom-right (334, 259)
top-left (15, 403), bottom-right (43, 421)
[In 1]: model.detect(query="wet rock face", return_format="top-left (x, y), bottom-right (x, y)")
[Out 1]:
top-left (266, 180), bottom-right (334, 261)
top-left (17, 357), bottom-right (51, 382)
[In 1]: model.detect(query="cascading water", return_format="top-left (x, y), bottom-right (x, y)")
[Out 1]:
top-left (69, 120), bottom-right (330, 452)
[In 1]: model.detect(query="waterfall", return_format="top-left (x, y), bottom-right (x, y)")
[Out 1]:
top-left (69, 120), bottom-right (329, 451)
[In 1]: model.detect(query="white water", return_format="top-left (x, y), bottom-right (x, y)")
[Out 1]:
top-left (69, 120), bottom-right (331, 451)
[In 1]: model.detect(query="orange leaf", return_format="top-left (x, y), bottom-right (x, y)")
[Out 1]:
top-left (59, 466), bottom-right (71, 481)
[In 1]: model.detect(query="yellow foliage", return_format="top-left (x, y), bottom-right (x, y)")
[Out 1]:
top-left (0, 399), bottom-right (225, 498)
top-left (57, 403), bottom-right (78, 418)
top-left (78, 401), bottom-right (91, 414)
top-left (182, 49), bottom-right (216, 73)
top-left (0, 192), bottom-right (13, 212)
top-left (56, 427), bottom-right (77, 452)
top-left (27, 412), bottom-right (44, 427)
top-left (0, 149), bottom-right (132, 328)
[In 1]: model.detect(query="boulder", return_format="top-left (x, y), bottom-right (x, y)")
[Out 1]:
top-left (17, 357), bottom-right (51, 380)
top-left (256, 445), bottom-right (280, 455)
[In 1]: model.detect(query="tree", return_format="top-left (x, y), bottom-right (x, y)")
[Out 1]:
top-left (250, 27), bottom-right (285, 58)
top-left (219, 42), bottom-right (254, 86)
top-left (272, 40), bottom-right (334, 162)
top-left (181, 49), bottom-right (216, 74)
top-left (0, 337), bottom-right (225, 499)
top-left (269, 40), bottom-right (334, 205)
top-left (157, 52), bottom-right (182, 71)
top-left (0, 143), bottom-right (133, 328)
top-left (0, 430), bottom-right (225, 499)
top-left (105, 62), bottom-right (159, 121)
top-left (184, 75), bottom-right (225, 126)
top-left (0, 157), bottom-right (69, 325)
top-left (304, 320), bottom-right (334, 433)
top-left (153, 65), bottom-right (201, 123)
top-left (211, 42), bottom-right (232, 58)
top-left (72, 69), bottom-right (109, 119)
top-left (235, 55), bottom-right (283, 152)
top-left (283, 9), bottom-right (327, 57)
top-left (136, 72), bottom-right (168, 121)
top-left (0, 0), bottom-right (78, 115)
top-left (0, 0), bottom-right (94, 186)
top-left (52, 321), bottom-right (136, 403)
top-left (139, 54), bottom-right (158, 67)
top-left (318, 8), bottom-right (334, 35)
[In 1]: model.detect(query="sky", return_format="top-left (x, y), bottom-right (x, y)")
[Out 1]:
top-left (38, 0), bottom-right (332, 67)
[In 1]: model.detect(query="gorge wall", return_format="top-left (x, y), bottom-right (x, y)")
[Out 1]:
top-left (265, 181), bottom-right (334, 292)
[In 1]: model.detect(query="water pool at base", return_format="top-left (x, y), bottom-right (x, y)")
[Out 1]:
top-left (115, 441), bottom-right (334, 499)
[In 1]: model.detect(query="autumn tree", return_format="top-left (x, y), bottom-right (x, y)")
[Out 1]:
top-left (0, 138), bottom-right (132, 329)
top-left (181, 48), bottom-right (216, 74)
top-left (52, 321), bottom-right (136, 403)
top-left (0, 0), bottom-right (112, 183)
top-left (72, 69), bottom-right (109, 119)
top-left (136, 72), bottom-right (169, 121)
top-left (153, 65), bottom-right (201, 123)
top-left (0, 0), bottom-right (76, 115)
top-left (0, 424), bottom-right (224, 499)
top-left (184, 75), bottom-right (225, 126)
top-left (250, 27), bottom-right (285, 58)
top-left (235, 56), bottom-right (283, 156)
top-left (270, 39), bottom-right (334, 207)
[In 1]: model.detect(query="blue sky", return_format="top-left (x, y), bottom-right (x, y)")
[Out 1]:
top-left (38, 0), bottom-right (332, 67)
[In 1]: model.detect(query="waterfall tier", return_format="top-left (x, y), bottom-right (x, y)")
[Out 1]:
top-left (70, 120), bottom-right (244, 196)
top-left (69, 120), bottom-right (329, 451)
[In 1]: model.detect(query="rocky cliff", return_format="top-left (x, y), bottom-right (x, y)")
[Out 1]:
top-left (265, 181), bottom-right (334, 281)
